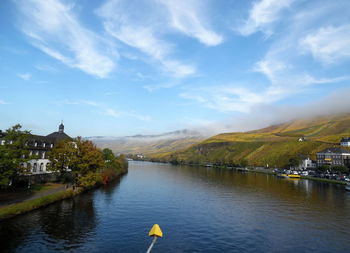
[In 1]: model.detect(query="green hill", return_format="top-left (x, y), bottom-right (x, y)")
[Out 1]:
top-left (153, 113), bottom-right (350, 167)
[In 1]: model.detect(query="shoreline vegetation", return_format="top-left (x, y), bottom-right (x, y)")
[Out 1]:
top-left (0, 125), bottom-right (129, 221)
top-left (0, 168), bottom-right (127, 222)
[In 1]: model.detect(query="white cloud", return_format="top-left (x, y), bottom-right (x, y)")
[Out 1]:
top-left (197, 88), bottom-right (350, 135)
top-left (180, 86), bottom-right (268, 113)
top-left (239, 0), bottom-right (294, 36)
top-left (60, 99), bottom-right (151, 121)
top-left (254, 59), bottom-right (287, 82)
top-left (97, 0), bottom-right (220, 77)
top-left (36, 64), bottom-right (58, 73)
top-left (103, 108), bottom-right (121, 118)
top-left (300, 24), bottom-right (350, 64)
top-left (16, 0), bottom-right (116, 78)
top-left (17, 73), bottom-right (32, 80)
top-left (158, 0), bottom-right (223, 46)
top-left (0, 100), bottom-right (8, 105)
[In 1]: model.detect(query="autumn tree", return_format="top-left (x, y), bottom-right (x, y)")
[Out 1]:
top-left (49, 140), bottom-right (77, 175)
top-left (49, 137), bottom-right (104, 187)
top-left (0, 124), bottom-right (31, 188)
top-left (102, 148), bottom-right (128, 176)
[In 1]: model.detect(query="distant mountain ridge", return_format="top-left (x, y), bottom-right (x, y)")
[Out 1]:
top-left (86, 129), bottom-right (206, 155)
top-left (153, 113), bottom-right (350, 167)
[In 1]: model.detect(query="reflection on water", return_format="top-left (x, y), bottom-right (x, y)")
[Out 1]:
top-left (1, 161), bottom-right (350, 252)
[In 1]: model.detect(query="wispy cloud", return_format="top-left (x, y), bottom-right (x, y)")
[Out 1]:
top-left (36, 64), bottom-right (58, 73)
top-left (180, 86), bottom-right (268, 113)
top-left (97, 0), bottom-right (220, 78)
top-left (158, 0), bottom-right (223, 46)
top-left (238, 0), bottom-right (294, 36)
top-left (0, 100), bottom-right (8, 105)
top-left (194, 88), bottom-right (350, 135)
top-left (15, 0), bottom-right (117, 78)
top-left (300, 24), bottom-right (350, 64)
top-left (17, 73), bottom-right (31, 80)
top-left (59, 99), bottom-right (151, 121)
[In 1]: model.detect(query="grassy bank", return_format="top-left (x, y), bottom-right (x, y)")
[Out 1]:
top-left (0, 188), bottom-right (82, 221)
top-left (0, 168), bottom-right (128, 222)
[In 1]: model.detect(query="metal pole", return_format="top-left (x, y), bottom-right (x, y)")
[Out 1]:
top-left (146, 236), bottom-right (158, 253)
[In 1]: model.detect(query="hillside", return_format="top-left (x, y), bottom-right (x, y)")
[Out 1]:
top-left (87, 129), bottom-right (205, 156)
top-left (154, 113), bottom-right (350, 167)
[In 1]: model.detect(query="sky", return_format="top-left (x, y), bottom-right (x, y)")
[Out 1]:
top-left (0, 0), bottom-right (350, 137)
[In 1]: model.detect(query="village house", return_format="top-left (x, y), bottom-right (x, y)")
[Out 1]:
top-left (299, 157), bottom-right (316, 170)
top-left (0, 123), bottom-right (72, 174)
top-left (340, 137), bottom-right (350, 147)
top-left (316, 147), bottom-right (350, 167)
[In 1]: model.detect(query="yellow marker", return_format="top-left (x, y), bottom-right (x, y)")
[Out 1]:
top-left (146, 224), bottom-right (163, 253)
top-left (148, 224), bottom-right (163, 238)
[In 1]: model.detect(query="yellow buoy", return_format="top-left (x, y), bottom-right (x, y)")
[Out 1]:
top-left (148, 224), bottom-right (163, 238)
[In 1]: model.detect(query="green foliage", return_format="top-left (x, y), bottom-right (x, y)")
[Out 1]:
top-left (49, 142), bottom-right (128, 188)
top-left (101, 149), bottom-right (128, 180)
top-left (78, 172), bottom-right (102, 188)
top-left (49, 137), bottom-right (104, 187)
top-left (49, 140), bottom-right (78, 174)
top-left (331, 165), bottom-right (349, 173)
top-left (288, 157), bottom-right (301, 168)
top-left (317, 165), bottom-right (330, 172)
top-left (0, 124), bottom-right (31, 188)
top-left (239, 158), bottom-right (248, 167)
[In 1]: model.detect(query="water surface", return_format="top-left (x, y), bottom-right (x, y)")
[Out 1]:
top-left (1, 161), bottom-right (350, 252)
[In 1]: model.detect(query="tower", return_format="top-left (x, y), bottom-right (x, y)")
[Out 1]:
top-left (59, 121), bottom-right (64, 133)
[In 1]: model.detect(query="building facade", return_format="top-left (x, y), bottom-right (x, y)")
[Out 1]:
top-left (316, 147), bottom-right (350, 167)
top-left (340, 137), bottom-right (350, 147)
top-left (299, 158), bottom-right (316, 170)
top-left (0, 123), bottom-right (72, 174)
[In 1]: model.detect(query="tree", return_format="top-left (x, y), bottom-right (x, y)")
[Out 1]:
top-left (239, 158), bottom-right (248, 167)
top-left (331, 165), bottom-right (349, 174)
top-left (49, 140), bottom-right (77, 175)
top-left (0, 124), bottom-right (31, 188)
top-left (317, 164), bottom-right (330, 172)
top-left (49, 137), bottom-right (104, 187)
top-left (287, 157), bottom-right (301, 169)
top-left (101, 149), bottom-right (128, 181)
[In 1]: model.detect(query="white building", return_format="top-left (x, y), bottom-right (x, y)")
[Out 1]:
top-left (0, 123), bottom-right (72, 175)
top-left (299, 158), bottom-right (316, 170)
top-left (340, 137), bottom-right (350, 147)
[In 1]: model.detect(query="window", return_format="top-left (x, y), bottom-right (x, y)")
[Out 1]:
top-left (34, 142), bottom-right (37, 147)
top-left (35, 151), bottom-right (39, 156)
top-left (42, 152), bottom-right (45, 159)
top-left (50, 143), bottom-right (53, 148)
top-left (39, 163), bottom-right (44, 172)
top-left (33, 163), bottom-right (37, 172)
top-left (43, 143), bottom-right (46, 148)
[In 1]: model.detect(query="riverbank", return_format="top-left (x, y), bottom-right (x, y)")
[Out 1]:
top-left (0, 187), bottom-right (82, 221)
top-left (247, 167), bottom-right (347, 185)
top-left (0, 170), bottom-right (128, 222)
top-left (176, 162), bottom-right (348, 186)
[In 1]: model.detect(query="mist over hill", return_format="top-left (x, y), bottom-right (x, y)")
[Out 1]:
top-left (152, 113), bottom-right (350, 167)
top-left (86, 129), bottom-right (206, 155)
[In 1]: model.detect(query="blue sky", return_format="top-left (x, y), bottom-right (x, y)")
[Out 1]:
top-left (1, 0), bottom-right (350, 137)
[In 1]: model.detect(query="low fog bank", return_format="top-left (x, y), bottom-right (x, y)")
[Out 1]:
top-left (192, 88), bottom-right (350, 136)
top-left (88, 89), bottom-right (350, 142)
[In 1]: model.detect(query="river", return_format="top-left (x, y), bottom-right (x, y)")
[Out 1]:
top-left (1, 161), bottom-right (350, 252)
